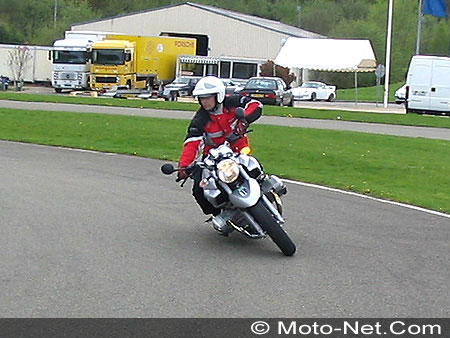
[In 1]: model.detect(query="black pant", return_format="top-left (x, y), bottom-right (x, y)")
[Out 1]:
top-left (192, 170), bottom-right (221, 216)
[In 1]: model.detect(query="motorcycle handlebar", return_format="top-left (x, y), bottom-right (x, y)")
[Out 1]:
top-left (160, 162), bottom-right (201, 176)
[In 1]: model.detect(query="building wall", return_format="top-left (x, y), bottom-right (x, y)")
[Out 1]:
top-left (72, 5), bottom-right (288, 60)
top-left (0, 45), bottom-right (52, 82)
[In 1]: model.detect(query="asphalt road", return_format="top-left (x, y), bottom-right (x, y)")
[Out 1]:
top-left (1, 141), bottom-right (449, 317)
top-left (1, 100), bottom-right (450, 141)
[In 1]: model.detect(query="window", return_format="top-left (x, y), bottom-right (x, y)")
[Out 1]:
top-left (92, 49), bottom-right (125, 65)
top-left (220, 61), bottom-right (231, 78)
top-left (277, 80), bottom-right (287, 90)
top-left (181, 63), bottom-right (204, 76)
top-left (245, 79), bottom-right (277, 90)
top-left (206, 64), bottom-right (218, 76)
top-left (53, 51), bottom-right (88, 64)
top-left (232, 62), bottom-right (258, 79)
top-left (301, 82), bottom-right (320, 88)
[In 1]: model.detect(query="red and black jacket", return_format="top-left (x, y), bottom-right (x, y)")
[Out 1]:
top-left (179, 95), bottom-right (263, 168)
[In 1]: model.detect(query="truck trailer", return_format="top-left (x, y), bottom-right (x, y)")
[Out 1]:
top-left (89, 35), bottom-right (196, 90)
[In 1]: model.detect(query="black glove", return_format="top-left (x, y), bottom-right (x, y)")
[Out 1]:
top-left (177, 167), bottom-right (189, 181)
top-left (235, 120), bottom-right (248, 136)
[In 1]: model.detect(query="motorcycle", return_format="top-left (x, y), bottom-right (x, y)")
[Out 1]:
top-left (161, 110), bottom-right (296, 256)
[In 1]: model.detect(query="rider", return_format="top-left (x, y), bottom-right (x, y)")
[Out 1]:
top-left (177, 76), bottom-right (263, 216)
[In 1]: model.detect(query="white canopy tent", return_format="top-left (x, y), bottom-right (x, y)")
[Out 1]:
top-left (274, 37), bottom-right (377, 102)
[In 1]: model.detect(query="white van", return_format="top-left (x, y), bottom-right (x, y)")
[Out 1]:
top-left (406, 55), bottom-right (450, 115)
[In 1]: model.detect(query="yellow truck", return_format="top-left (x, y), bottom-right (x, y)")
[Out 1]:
top-left (89, 35), bottom-right (196, 90)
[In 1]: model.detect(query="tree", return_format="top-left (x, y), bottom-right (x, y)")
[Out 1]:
top-left (8, 46), bottom-right (33, 90)
top-left (299, 0), bottom-right (344, 34)
top-left (0, 17), bottom-right (24, 43)
top-left (260, 60), bottom-right (296, 85)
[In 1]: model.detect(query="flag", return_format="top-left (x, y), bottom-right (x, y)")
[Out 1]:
top-left (423, 0), bottom-right (448, 18)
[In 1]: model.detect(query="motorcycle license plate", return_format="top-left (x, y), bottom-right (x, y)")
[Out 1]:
top-left (252, 94), bottom-right (264, 98)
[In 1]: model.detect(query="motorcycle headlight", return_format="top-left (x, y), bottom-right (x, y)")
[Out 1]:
top-left (217, 159), bottom-right (239, 183)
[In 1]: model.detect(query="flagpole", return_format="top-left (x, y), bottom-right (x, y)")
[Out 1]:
top-left (416, 0), bottom-right (423, 54)
top-left (383, 0), bottom-right (394, 108)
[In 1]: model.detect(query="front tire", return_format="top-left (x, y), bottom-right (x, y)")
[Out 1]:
top-left (310, 92), bottom-right (317, 101)
top-left (248, 201), bottom-right (296, 256)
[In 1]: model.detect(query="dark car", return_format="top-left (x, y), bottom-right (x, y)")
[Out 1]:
top-left (239, 77), bottom-right (293, 106)
top-left (161, 76), bottom-right (201, 100)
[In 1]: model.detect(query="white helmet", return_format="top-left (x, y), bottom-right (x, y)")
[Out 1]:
top-left (192, 76), bottom-right (225, 104)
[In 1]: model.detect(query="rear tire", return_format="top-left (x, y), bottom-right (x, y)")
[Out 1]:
top-left (327, 93), bottom-right (335, 102)
top-left (54, 88), bottom-right (62, 93)
top-left (248, 201), bottom-right (296, 256)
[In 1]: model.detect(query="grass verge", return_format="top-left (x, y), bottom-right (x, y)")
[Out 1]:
top-left (1, 107), bottom-right (449, 214)
top-left (1, 91), bottom-right (450, 129)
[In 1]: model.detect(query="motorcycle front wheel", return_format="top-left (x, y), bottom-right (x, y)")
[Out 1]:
top-left (248, 201), bottom-right (296, 256)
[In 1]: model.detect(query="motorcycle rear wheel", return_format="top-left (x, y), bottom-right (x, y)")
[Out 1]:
top-left (248, 201), bottom-right (296, 256)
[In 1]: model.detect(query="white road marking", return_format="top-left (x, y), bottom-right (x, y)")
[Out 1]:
top-left (282, 179), bottom-right (450, 219)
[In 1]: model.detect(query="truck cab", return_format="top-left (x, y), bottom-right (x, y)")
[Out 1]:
top-left (90, 40), bottom-right (137, 90)
top-left (51, 38), bottom-right (92, 92)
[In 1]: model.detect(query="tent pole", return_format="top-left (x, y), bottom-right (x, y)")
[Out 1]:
top-left (294, 67), bottom-right (301, 86)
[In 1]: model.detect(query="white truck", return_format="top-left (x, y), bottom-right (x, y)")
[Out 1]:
top-left (406, 55), bottom-right (450, 115)
top-left (51, 31), bottom-right (117, 92)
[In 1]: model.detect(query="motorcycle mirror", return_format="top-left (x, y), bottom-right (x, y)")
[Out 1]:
top-left (161, 163), bottom-right (175, 175)
top-left (235, 107), bottom-right (246, 120)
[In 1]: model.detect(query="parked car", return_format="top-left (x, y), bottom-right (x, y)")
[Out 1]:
top-left (239, 77), bottom-right (293, 106)
top-left (161, 76), bottom-right (201, 100)
top-left (290, 81), bottom-right (336, 101)
top-left (394, 84), bottom-right (406, 104)
top-left (223, 80), bottom-right (245, 97)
